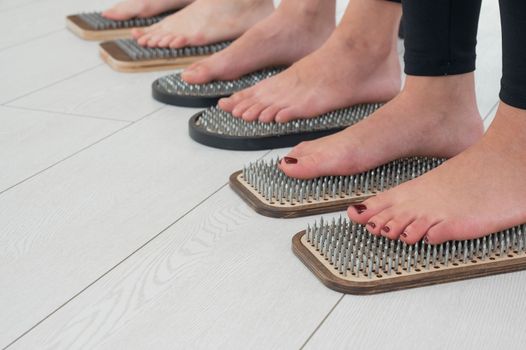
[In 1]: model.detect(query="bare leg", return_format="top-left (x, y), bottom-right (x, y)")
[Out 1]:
top-left (132, 0), bottom-right (274, 49)
top-left (278, 74), bottom-right (483, 179)
top-left (181, 0), bottom-right (336, 84)
top-left (219, 0), bottom-right (402, 123)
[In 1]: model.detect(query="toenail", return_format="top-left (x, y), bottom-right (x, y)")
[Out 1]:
top-left (381, 226), bottom-right (390, 234)
top-left (424, 235), bottom-right (430, 244)
top-left (352, 204), bottom-right (367, 214)
top-left (283, 157), bottom-right (298, 164)
top-left (367, 222), bottom-right (376, 229)
top-left (401, 231), bottom-right (408, 238)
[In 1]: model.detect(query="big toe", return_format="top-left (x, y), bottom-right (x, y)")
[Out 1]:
top-left (425, 220), bottom-right (463, 244)
top-left (182, 62), bottom-right (215, 84)
top-left (219, 89), bottom-right (252, 113)
top-left (131, 28), bottom-right (144, 39)
top-left (280, 152), bottom-right (338, 180)
top-left (218, 97), bottom-right (235, 112)
top-left (347, 195), bottom-right (393, 225)
top-left (284, 141), bottom-right (315, 159)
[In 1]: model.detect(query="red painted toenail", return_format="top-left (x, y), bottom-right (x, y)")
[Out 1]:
top-left (283, 157), bottom-right (298, 164)
top-left (382, 226), bottom-right (390, 233)
top-left (353, 204), bottom-right (367, 214)
top-left (367, 222), bottom-right (376, 229)
top-left (401, 232), bottom-right (408, 238)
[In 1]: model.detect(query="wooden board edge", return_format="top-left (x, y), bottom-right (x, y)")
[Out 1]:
top-left (292, 230), bottom-right (526, 295)
top-left (229, 171), bottom-right (364, 219)
top-left (99, 42), bottom-right (208, 72)
top-left (66, 16), bottom-right (133, 41)
top-left (229, 171), bottom-right (284, 218)
top-left (292, 231), bottom-right (375, 295)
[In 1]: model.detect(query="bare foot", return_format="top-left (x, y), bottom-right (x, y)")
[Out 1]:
top-left (218, 0), bottom-right (402, 123)
top-left (278, 74), bottom-right (483, 180)
top-left (132, 0), bottom-right (274, 49)
top-left (348, 102), bottom-right (526, 245)
top-left (181, 0), bottom-right (335, 84)
top-left (102, 0), bottom-right (193, 21)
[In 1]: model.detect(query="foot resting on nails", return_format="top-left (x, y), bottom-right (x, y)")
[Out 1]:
top-left (181, 0), bottom-right (335, 84)
top-left (102, 0), bottom-right (194, 21)
top-left (132, 0), bottom-right (274, 49)
top-left (218, 29), bottom-right (401, 123)
top-left (348, 102), bottom-right (526, 245)
top-left (278, 74), bottom-right (484, 180)
top-left (218, 0), bottom-right (403, 123)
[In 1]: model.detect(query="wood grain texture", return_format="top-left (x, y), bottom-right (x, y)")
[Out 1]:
top-left (0, 106), bottom-right (126, 192)
top-left (2, 0), bottom-right (510, 348)
top-left (293, 231), bottom-right (526, 295)
top-left (0, 107), bottom-right (268, 347)
top-left (0, 30), bottom-right (101, 104)
top-left (10, 189), bottom-right (341, 350)
top-left (99, 41), bottom-right (208, 73)
top-left (8, 65), bottom-right (166, 121)
top-left (303, 270), bottom-right (526, 350)
top-left (0, 0), bottom-right (39, 12)
top-left (66, 15), bottom-right (134, 41)
top-left (304, 3), bottom-right (510, 345)
top-left (0, 0), bottom-right (110, 50)
top-left (229, 171), bottom-right (367, 218)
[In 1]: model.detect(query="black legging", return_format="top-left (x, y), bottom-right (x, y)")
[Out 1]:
top-left (402, 0), bottom-right (526, 110)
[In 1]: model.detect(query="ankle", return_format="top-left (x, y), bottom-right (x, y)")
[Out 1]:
top-left (488, 102), bottom-right (526, 150)
top-left (329, 29), bottom-right (396, 65)
top-left (276, 0), bottom-right (335, 32)
top-left (336, 0), bottom-right (401, 54)
top-left (404, 74), bottom-right (479, 110)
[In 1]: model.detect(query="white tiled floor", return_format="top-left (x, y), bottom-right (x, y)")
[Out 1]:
top-left (1, 1), bottom-right (524, 349)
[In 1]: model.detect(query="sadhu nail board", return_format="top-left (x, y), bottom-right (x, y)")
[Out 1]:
top-left (66, 11), bottom-right (176, 41)
top-left (293, 217), bottom-right (526, 294)
top-left (99, 39), bottom-right (231, 72)
top-left (230, 157), bottom-right (445, 218)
